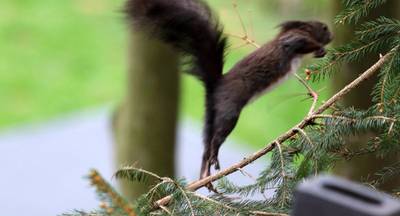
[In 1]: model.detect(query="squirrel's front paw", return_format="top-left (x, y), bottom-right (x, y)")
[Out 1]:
top-left (314, 48), bottom-right (327, 58)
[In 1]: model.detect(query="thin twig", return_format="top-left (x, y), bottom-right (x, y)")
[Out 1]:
top-left (313, 114), bottom-right (396, 123)
top-left (232, 0), bottom-right (248, 37)
top-left (147, 179), bottom-right (174, 203)
top-left (379, 68), bottom-right (389, 112)
top-left (225, 33), bottom-right (261, 49)
top-left (159, 205), bottom-right (172, 215)
top-left (293, 127), bottom-right (318, 175)
top-left (388, 121), bottom-right (395, 135)
top-left (190, 192), bottom-right (237, 211)
top-left (366, 116), bottom-right (397, 122)
top-left (293, 127), bottom-right (314, 148)
top-left (252, 211), bottom-right (289, 216)
top-left (275, 141), bottom-right (287, 178)
top-left (190, 192), bottom-right (287, 216)
top-left (237, 167), bottom-right (257, 181)
top-left (173, 181), bottom-right (195, 216)
top-left (294, 73), bottom-right (319, 116)
top-left (248, 9), bottom-right (256, 40)
top-left (312, 114), bottom-right (356, 122)
top-left (154, 48), bottom-right (395, 209)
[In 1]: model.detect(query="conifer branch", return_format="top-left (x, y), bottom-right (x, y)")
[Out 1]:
top-left (173, 180), bottom-right (196, 216)
top-left (275, 141), bottom-right (287, 179)
top-left (335, 0), bottom-right (387, 24)
top-left (294, 127), bottom-right (314, 148)
top-left (190, 192), bottom-right (237, 211)
top-left (252, 211), bottom-right (289, 216)
top-left (312, 114), bottom-right (396, 123)
top-left (154, 48), bottom-right (395, 209)
top-left (225, 32), bottom-right (261, 49)
top-left (392, 85), bottom-right (400, 102)
top-left (89, 170), bottom-right (137, 216)
top-left (314, 48), bottom-right (395, 114)
top-left (189, 192), bottom-right (288, 216)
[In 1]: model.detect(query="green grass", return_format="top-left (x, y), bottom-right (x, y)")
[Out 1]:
top-left (0, 0), bottom-right (127, 126)
top-left (0, 0), bottom-right (330, 148)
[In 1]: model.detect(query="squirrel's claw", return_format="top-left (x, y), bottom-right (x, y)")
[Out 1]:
top-left (205, 182), bottom-right (219, 193)
top-left (200, 158), bottom-right (220, 193)
top-left (210, 157), bottom-right (221, 170)
top-left (314, 48), bottom-right (327, 58)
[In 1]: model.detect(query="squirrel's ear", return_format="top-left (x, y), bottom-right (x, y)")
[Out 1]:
top-left (279, 20), bottom-right (307, 32)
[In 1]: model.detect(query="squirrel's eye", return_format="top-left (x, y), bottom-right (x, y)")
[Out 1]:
top-left (323, 26), bottom-right (328, 31)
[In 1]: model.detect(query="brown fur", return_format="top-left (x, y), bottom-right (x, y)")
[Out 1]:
top-left (201, 21), bottom-right (333, 180)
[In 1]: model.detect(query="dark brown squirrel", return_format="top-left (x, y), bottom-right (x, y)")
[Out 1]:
top-left (125, 0), bottom-right (333, 183)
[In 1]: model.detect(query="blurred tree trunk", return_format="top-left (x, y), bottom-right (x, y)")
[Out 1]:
top-left (113, 29), bottom-right (179, 200)
top-left (332, 1), bottom-right (400, 191)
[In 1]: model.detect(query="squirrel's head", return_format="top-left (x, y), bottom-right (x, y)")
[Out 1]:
top-left (279, 20), bottom-right (333, 58)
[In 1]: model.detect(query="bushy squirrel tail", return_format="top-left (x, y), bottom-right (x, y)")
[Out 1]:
top-left (125, 0), bottom-right (227, 148)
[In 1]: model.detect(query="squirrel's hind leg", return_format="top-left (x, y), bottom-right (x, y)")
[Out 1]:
top-left (199, 109), bottom-right (240, 192)
top-left (200, 149), bottom-right (212, 179)
top-left (209, 113), bottom-right (240, 170)
top-left (200, 150), bottom-right (219, 193)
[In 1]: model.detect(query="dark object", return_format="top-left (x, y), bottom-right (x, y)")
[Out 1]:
top-left (124, 0), bottom-right (333, 184)
top-left (293, 175), bottom-right (400, 216)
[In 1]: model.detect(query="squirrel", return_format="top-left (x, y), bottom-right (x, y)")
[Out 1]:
top-left (124, 0), bottom-right (333, 185)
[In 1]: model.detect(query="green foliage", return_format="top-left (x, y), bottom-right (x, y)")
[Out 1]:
top-left (309, 17), bottom-right (400, 81)
top-left (0, 0), bottom-right (126, 128)
top-left (372, 47), bottom-right (400, 108)
top-left (356, 17), bottom-right (400, 41)
top-left (335, 0), bottom-right (387, 24)
top-left (115, 167), bottom-right (164, 185)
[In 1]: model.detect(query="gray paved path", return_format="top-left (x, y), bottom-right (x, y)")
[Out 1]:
top-left (0, 108), bottom-right (268, 216)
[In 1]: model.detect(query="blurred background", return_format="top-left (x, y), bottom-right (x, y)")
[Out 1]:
top-left (1, 0), bottom-right (332, 144)
top-left (0, 0), bottom-right (331, 215)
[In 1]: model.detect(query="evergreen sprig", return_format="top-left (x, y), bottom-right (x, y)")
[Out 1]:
top-left (309, 22), bottom-right (400, 81)
top-left (61, 211), bottom-right (104, 216)
top-left (371, 161), bottom-right (400, 187)
top-left (372, 46), bottom-right (400, 109)
top-left (335, 0), bottom-right (387, 25)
